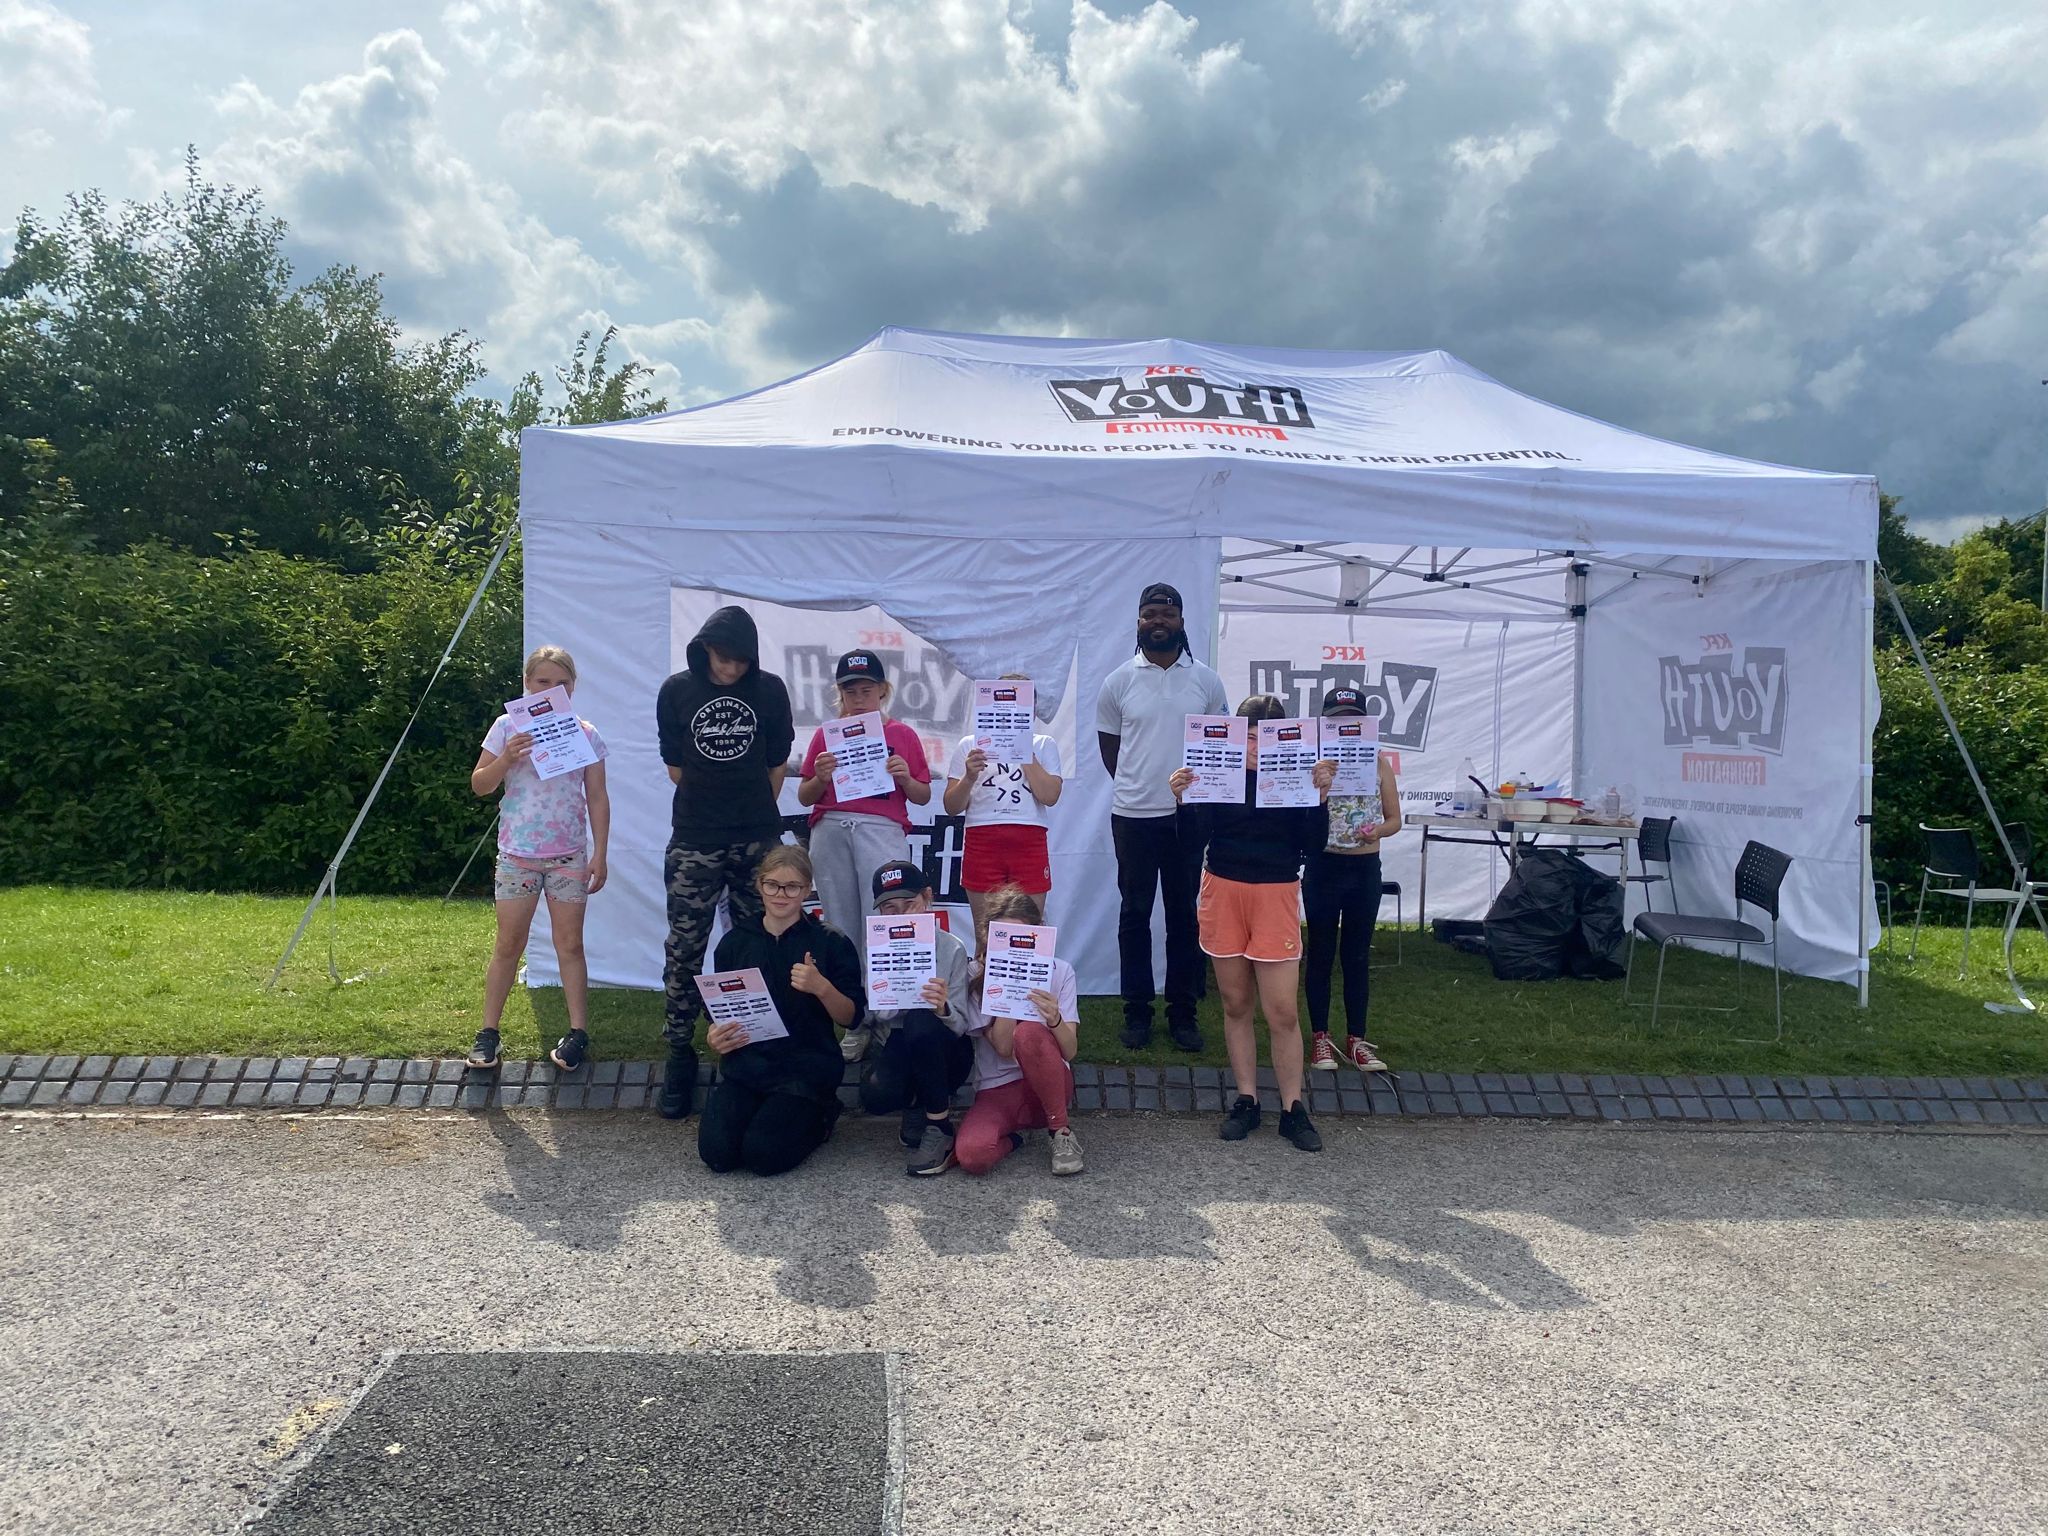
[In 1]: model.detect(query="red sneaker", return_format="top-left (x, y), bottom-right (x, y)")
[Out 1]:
top-left (1309, 1034), bottom-right (1340, 1071)
top-left (1344, 1037), bottom-right (1389, 1074)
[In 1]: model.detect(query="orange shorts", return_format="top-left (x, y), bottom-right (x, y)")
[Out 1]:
top-left (1197, 871), bottom-right (1302, 962)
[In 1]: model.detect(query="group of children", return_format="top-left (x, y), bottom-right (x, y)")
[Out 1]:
top-left (462, 638), bottom-right (1397, 1175)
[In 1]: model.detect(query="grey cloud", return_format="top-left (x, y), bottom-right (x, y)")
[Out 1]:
top-left (630, 1), bottom-right (2048, 524)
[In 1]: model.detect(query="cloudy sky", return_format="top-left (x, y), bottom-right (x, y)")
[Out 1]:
top-left (3, 0), bottom-right (2044, 535)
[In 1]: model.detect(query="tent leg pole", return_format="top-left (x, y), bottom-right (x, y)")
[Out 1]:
top-left (1879, 567), bottom-right (2034, 1013)
top-left (1858, 560), bottom-right (1874, 1009)
top-left (265, 517), bottom-right (520, 991)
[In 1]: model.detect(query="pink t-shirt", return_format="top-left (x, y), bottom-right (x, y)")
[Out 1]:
top-left (801, 716), bottom-right (930, 830)
top-left (482, 713), bottom-right (607, 859)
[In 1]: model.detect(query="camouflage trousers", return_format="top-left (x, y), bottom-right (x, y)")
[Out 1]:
top-left (663, 836), bottom-right (778, 1045)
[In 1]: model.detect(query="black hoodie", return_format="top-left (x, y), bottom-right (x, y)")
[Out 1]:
top-left (656, 607), bottom-right (795, 845)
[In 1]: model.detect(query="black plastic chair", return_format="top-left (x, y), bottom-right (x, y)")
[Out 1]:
top-left (1624, 816), bottom-right (1677, 913)
top-left (1623, 840), bottom-right (1793, 1040)
top-left (1909, 822), bottom-right (2034, 978)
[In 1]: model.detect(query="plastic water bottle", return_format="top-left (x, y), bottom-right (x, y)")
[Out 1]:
top-left (1452, 757), bottom-right (1477, 814)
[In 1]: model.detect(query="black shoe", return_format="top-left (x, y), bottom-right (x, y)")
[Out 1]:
top-left (1167, 1018), bottom-right (1203, 1053)
top-left (900, 1105), bottom-right (926, 1150)
top-left (466, 1028), bottom-right (501, 1070)
top-left (658, 1047), bottom-right (697, 1120)
top-left (549, 1029), bottom-right (590, 1073)
top-left (1220, 1094), bottom-right (1261, 1141)
top-left (1119, 1017), bottom-right (1153, 1050)
top-left (1278, 1099), bottom-right (1323, 1153)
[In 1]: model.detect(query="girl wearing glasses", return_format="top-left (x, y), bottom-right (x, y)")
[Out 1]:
top-left (698, 845), bottom-right (866, 1177)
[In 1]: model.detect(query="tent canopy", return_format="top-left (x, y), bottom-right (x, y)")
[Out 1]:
top-left (526, 327), bottom-right (1876, 561)
top-left (521, 327), bottom-right (1877, 1000)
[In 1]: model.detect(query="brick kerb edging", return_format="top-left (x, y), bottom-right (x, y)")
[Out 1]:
top-left (1, 1053), bottom-right (2045, 1127)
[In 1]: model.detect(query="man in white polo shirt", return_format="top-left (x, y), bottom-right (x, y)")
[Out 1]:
top-left (1095, 581), bottom-right (1228, 1051)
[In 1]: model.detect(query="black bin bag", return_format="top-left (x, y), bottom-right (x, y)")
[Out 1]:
top-left (1482, 848), bottom-right (1629, 982)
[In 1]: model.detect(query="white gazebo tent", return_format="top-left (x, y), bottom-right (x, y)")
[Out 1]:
top-left (517, 328), bottom-right (1879, 1004)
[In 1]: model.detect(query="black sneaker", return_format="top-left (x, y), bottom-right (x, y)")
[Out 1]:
top-left (1278, 1100), bottom-right (1323, 1153)
top-left (1220, 1094), bottom-right (1261, 1141)
top-left (465, 1028), bottom-right (501, 1070)
top-left (1119, 1016), bottom-right (1153, 1050)
top-left (549, 1029), bottom-right (590, 1073)
top-left (658, 1046), bottom-right (697, 1120)
top-left (900, 1105), bottom-right (926, 1150)
top-left (1167, 1018), bottom-right (1203, 1053)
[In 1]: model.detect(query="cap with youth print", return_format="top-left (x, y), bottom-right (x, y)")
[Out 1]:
top-left (871, 860), bottom-right (933, 900)
top-left (1320, 686), bottom-right (1369, 717)
top-left (835, 649), bottom-right (887, 684)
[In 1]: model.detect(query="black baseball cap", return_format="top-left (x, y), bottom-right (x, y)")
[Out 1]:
top-left (1138, 581), bottom-right (1183, 611)
top-left (1320, 686), bottom-right (1369, 716)
top-left (835, 648), bottom-right (886, 684)
top-left (871, 861), bottom-right (932, 900)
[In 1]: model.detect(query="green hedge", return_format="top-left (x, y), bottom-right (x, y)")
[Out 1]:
top-left (0, 545), bottom-right (518, 893)
top-left (1874, 646), bottom-right (2048, 896)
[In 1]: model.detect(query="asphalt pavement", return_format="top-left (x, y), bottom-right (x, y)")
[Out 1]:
top-left (2, 1110), bottom-right (2044, 1534)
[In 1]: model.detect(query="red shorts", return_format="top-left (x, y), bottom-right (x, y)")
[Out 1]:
top-left (1198, 871), bottom-right (1303, 962)
top-left (962, 823), bottom-right (1051, 894)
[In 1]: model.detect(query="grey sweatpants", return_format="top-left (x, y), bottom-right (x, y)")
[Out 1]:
top-left (808, 812), bottom-right (911, 939)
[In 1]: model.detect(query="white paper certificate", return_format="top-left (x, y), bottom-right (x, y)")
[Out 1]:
top-left (693, 968), bottom-right (789, 1043)
top-left (1255, 718), bottom-right (1322, 808)
top-left (1181, 715), bottom-right (1248, 804)
top-left (981, 921), bottom-right (1057, 1021)
top-left (823, 710), bottom-right (893, 801)
top-left (972, 679), bottom-right (1036, 764)
top-left (504, 685), bottom-right (598, 782)
top-left (865, 913), bottom-right (938, 1013)
top-left (1321, 715), bottom-right (1380, 795)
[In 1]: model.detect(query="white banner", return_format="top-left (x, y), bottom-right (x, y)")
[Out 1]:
top-left (1216, 610), bottom-right (1577, 924)
top-left (1582, 560), bottom-right (1872, 984)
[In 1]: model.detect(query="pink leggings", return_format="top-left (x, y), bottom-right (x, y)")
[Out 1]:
top-left (956, 1020), bottom-right (1073, 1175)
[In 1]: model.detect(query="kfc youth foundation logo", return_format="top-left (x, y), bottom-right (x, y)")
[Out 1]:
top-left (1660, 642), bottom-right (1787, 786)
top-left (1248, 656), bottom-right (1438, 751)
top-left (1049, 366), bottom-right (1315, 441)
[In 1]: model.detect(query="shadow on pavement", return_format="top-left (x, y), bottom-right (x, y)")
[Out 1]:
top-left (461, 1109), bottom-right (2048, 1314)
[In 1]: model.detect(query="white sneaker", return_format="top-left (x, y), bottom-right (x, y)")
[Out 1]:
top-left (1049, 1126), bottom-right (1084, 1176)
top-left (839, 1025), bottom-right (872, 1063)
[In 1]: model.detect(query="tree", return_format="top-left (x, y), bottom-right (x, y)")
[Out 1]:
top-left (0, 158), bottom-right (496, 567)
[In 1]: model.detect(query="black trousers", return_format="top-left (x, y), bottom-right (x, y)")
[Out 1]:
top-left (1111, 812), bottom-right (1205, 1028)
top-left (858, 1012), bottom-right (974, 1118)
top-left (698, 1080), bottom-right (839, 1177)
top-left (1302, 850), bottom-right (1382, 1037)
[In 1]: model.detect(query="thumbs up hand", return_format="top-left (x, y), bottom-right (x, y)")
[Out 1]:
top-left (791, 952), bottom-right (825, 997)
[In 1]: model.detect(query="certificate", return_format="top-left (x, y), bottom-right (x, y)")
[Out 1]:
top-left (1255, 718), bottom-right (1322, 808)
top-left (981, 921), bottom-right (1056, 1021)
top-left (1320, 715), bottom-right (1380, 796)
top-left (693, 968), bottom-right (789, 1043)
top-left (823, 710), bottom-right (893, 801)
top-left (1181, 714), bottom-right (1247, 804)
top-left (504, 685), bottom-right (597, 782)
top-left (972, 679), bottom-right (1036, 764)
top-left (865, 913), bottom-right (938, 1013)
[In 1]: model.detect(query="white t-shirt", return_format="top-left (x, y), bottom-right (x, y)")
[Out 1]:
top-left (1095, 650), bottom-right (1228, 818)
top-left (948, 733), bottom-right (1063, 830)
top-left (969, 956), bottom-right (1079, 1092)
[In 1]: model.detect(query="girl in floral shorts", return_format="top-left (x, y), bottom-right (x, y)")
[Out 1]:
top-left (467, 645), bottom-right (610, 1073)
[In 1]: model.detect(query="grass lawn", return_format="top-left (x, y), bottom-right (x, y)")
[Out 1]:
top-left (2, 885), bottom-right (2044, 1078)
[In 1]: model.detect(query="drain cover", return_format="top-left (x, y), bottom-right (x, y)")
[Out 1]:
top-left (250, 1351), bottom-right (892, 1535)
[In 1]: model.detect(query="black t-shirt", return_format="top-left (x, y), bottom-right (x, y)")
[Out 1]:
top-left (1178, 770), bottom-right (1328, 884)
top-left (710, 913), bottom-right (864, 1103)
top-left (657, 606), bottom-right (796, 846)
